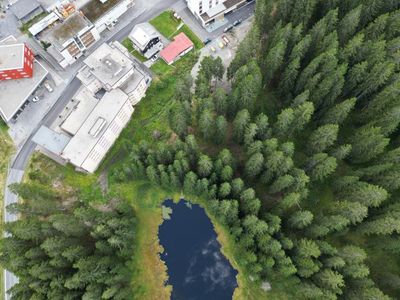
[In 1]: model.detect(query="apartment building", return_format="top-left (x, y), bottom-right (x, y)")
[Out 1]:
top-left (186, 0), bottom-right (247, 27)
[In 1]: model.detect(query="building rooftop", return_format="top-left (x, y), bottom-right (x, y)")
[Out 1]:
top-left (32, 126), bottom-right (71, 155)
top-left (29, 12), bottom-right (60, 36)
top-left (60, 88), bottom-right (99, 135)
top-left (0, 43), bottom-right (25, 71)
top-left (11, 0), bottom-right (42, 20)
top-left (42, 12), bottom-right (92, 48)
top-left (80, 0), bottom-right (121, 22)
top-left (61, 88), bottom-right (129, 169)
top-left (82, 42), bottom-right (134, 88)
top-left (160, 32), bottom-right (194, 64)
top-left (129, 23), bottom-right (160, 50)
top-left (0, 60), bottom-right (48, 122)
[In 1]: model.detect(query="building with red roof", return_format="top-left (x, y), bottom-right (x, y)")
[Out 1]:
top-left (160, 32), bottom-right (194, 65)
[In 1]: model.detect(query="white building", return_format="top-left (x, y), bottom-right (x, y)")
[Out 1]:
top-left (128, 23), bottom-right (163, 59)
top-left (77, 41), bottom-right (151, 105)
top-left (33, 40), bottom-right (152, 173)
top-left (60, 88), bottom-right (134, 173)
top-left (34, 88), bottom-right (134, 173)
top-left (80, 0), bottom-right (135, 33)
top-left (186, 0), bottom-right (247, 27)
top-left (40, 12), bottom-right (101, 68)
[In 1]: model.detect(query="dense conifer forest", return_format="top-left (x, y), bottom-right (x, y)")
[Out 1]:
top-left (2, 0), bottom-right (400, 299)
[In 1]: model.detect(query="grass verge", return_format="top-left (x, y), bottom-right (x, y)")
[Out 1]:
top-left (121, 38), bottom-right (148, 62)
top-left (0, 121), bottom-right (14, 299)
top-left (150, 10), bottom-right (203, 49)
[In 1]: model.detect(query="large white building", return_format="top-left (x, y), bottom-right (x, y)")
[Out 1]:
top-left (33, 40), bottom-right (151, 173)
top-left (77, 41), bottom-right (151, 105)
top-left (186, 0), bottom-right (247, 27)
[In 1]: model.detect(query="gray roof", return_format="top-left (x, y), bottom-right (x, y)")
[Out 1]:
top-left (82, 42), bottom-right (134, 89)
top-left (32, 126), bottom-right (71, 155)
top-left (0, 43), bottom-right (24, 71)
top-left (11, 0), bottom-right (42, 20)
top-left (0, 60), bottom-right (48, 122)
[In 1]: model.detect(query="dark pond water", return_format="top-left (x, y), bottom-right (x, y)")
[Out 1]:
top-left (159, 199), bottom-right (238, 300)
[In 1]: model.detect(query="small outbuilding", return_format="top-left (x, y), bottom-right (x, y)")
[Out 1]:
top-left (10, 0), bottom-right (44, 23)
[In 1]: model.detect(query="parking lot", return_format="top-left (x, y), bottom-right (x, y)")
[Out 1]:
top-left (190, 16), bottom-right (253, 85)
top-left (7, 58), bottom-right (67, 147)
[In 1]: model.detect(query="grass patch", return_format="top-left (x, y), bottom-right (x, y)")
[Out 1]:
top-left (100, 51), bottom-right (199, 171)
top-left (121, 38), bottom-right (147, 62)
top-left (19, 12), bottom-right (48, 34)
top-left (0, 121), bottom-right (13, 300)
top-left (150, 10), bottom-right (203, 49)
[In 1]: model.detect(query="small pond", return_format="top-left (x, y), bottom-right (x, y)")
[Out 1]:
top-left (159, 199), bottom-right (238, 300)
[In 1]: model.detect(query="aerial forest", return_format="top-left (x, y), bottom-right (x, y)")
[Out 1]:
top-left (2, 0), bottom-right (400, 299)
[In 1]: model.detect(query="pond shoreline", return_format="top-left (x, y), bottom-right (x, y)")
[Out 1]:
top-left (118, 180), bottom-right (266, 299)
top-left (158, 198), bottom-right (238, 299)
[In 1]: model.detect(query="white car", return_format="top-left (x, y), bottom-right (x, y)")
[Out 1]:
top-left (32, 96), bottom-right (40, 102)
top-left (151, 54), bottom-right (158, 62)
top-left (44, 81), bottom-right (53, 93)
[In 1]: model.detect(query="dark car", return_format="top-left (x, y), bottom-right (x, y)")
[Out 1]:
top-left (223, 25), bottom-right (234, 33)
top-left (203, 38), bottom-right (212, 45)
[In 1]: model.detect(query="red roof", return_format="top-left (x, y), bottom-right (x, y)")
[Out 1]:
top-left (160, 32), bottom-right (194, 64)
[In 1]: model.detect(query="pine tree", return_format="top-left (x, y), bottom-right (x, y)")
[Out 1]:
top-left (308, 124), bottom-right (339, 153)
top-left (233, 109), bottom-right (250, 143)
top-left (289, 210), bottom-right (314, 229)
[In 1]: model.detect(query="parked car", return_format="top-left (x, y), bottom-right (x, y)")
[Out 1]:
top-left (233, 19), bottom-right (242, 26)
top-left (203, 38), bottom-right (212, 45)
top-left (223, 25), bottom-right (234, 33)
top-left (218, 42), bottom-right (224, 49)
top-left (32, 96), bottom-right (40, 102)
top-left (44, 81), bottom-right (53, 93)
top-left (222, 35), bottom-right (230, 44)
top-left (210, 46), bottom-right (216, 52)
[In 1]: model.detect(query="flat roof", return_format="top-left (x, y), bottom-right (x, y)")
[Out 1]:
top-left (60, 88), bottom-right (99, 135)
top-left (11, 0), bottom-right (41, 20)
top-left (32, 126), bottom-right (71, 155)
top-left (80, 0), bottom-right (120, 22)
top-left (29, 12), bottom-right (60, 36)
top-left (121, 66), bottom-right (147, 96)
top-left (61, 89), bottom-right (129, 168)
top-left (0, 60), bottom-right (48, 122)
top-left (160, 32), bottom-right (194, 64)
top-left (0, 43), bottom-right (25, 71)
top-left (42, 12), bottom-right (91, 48)
top-left (82, 42), bottom-right (134, 88)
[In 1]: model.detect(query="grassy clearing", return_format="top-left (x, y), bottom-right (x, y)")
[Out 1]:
top-left (150, 10), bottom-right (203, 49)
top-left (100, 51), bottom-right (199, 171)
top-left (0, 122), bottom-right (13, 300)
top-left (121, 38), bottom-right (147, 62)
